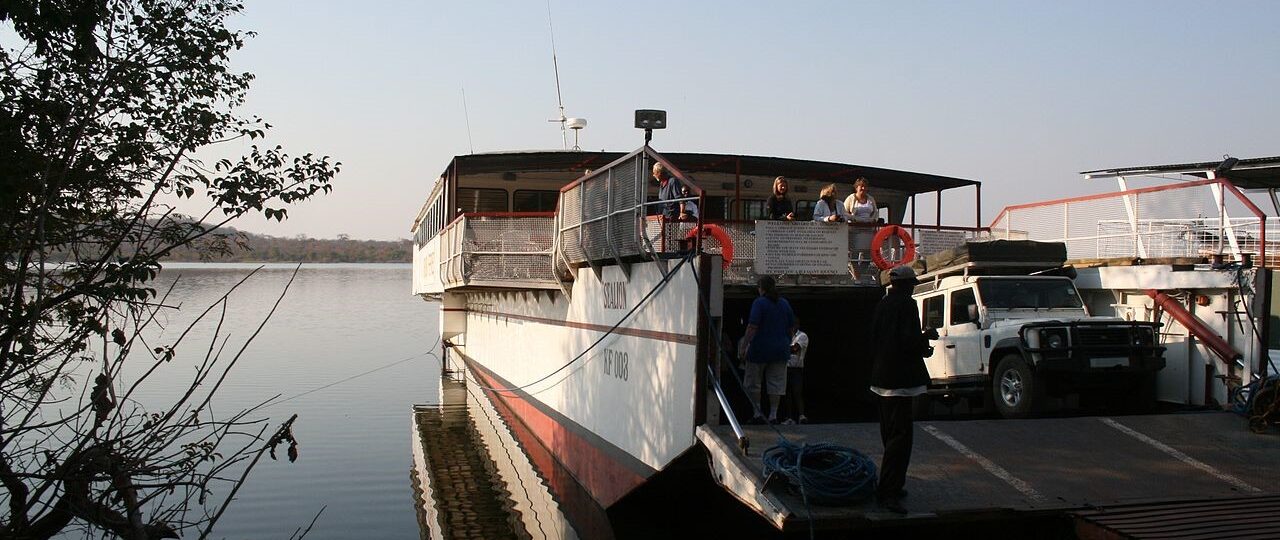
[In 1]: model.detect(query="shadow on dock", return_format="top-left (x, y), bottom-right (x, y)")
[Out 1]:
top-left (700, 411), bottom-right (1279, 537)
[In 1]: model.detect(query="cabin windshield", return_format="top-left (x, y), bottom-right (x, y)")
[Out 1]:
top-left (978, 279), bottom-right (1082, 309)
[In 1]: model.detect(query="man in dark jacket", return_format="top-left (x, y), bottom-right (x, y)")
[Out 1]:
top-left (868, 265), bottom-right (931, 514)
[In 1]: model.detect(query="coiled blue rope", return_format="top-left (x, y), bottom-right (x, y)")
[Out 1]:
top-left (761, 438), bottom-right (878, 506)
top-left (1230, 375), bottom-right (1278, 416)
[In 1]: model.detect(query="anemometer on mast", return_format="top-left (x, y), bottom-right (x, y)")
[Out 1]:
top-left (546, 1), bottom-right (586, 150)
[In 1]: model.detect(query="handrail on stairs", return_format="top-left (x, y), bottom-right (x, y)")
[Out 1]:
top-left (708, 364), bottom-right (749, 455)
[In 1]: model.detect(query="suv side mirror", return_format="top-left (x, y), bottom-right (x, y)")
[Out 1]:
top-left (923, 327), bottom-right (940, 340)
top-left (967, 305), bottom-right (980, 326)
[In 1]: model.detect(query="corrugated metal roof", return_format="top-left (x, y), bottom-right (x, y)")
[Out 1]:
top-left (1072, 494), bottom-right (1280, 540)
top-left (448, 149), bottom-right (980, 196)
top-left (1081, 156), bottom-right (1280, 189)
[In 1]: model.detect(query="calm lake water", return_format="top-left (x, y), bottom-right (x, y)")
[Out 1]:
top-left (126, 264), bottom-right (1062, 539)
top-left (134, 263), bottom-right (439, 539)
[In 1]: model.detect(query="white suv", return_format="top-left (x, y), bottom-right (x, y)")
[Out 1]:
top-left (914, 274), bottom-right (1165, 418)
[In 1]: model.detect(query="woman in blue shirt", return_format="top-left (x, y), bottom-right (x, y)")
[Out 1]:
top-left (812, 183), bottom-right (848, 223)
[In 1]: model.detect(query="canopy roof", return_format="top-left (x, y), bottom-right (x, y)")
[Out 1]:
top-left (1081, 156), bottom-right (1280, 190)
top-left (447, 149), bottom-right (979, 195)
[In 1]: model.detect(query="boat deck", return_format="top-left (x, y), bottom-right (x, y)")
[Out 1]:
top-left (697, 411), bottom-right (1279, 534)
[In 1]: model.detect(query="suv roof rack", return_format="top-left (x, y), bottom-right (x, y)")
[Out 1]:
top-left (915, 260), bottom-right (1071, 291)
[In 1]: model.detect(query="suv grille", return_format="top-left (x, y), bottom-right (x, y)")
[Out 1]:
top-left (1076, 327), bottom-right (1130, 348)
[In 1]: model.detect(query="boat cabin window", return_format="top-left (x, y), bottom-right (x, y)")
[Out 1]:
top-left (703, 196), bottom-right (728, 220)
top-left (922, 294), bottom-right (945, 329)
top-left (795, 200), bottom-right (815, 221)
top-left (950, 288), bottom-right (977, 325)
top-left (513, 189), bottom-right (559, 212)
top-left (738, 198), bottom-right (767, 220)
top-left (457, 187), bottom-right (508, 213)
top-left (414, 194), bottom-right (446, 247)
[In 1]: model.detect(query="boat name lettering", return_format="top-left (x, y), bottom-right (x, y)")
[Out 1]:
top-left (603, 281), bottom-right (627, 310)
top-left (603, 348), bottom-right (629, 382)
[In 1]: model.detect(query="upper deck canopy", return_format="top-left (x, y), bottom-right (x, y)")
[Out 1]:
top-left (446, 150), bottom-right (979, 195)
top-left (1082, 156), bottom-right (1280, 190)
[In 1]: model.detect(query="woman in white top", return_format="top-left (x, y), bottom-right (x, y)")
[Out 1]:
top-left (812, 183), bottom-right (848, 223)
top-left (843, 177), bottom-right (878, 223)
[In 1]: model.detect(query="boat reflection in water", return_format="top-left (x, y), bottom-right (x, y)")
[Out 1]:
top-left (412, 371), bottom-right (611, 539)
top-left (412, 367), bottom-right (779, 539)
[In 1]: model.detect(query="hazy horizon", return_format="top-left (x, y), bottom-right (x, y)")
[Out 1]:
top-left (167, 1), bottom-right (1280, 241)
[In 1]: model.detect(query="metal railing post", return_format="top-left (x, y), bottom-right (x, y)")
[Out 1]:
top-left (708, 365), bottom-right (748, 455)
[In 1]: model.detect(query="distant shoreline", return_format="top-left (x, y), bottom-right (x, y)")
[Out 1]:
top-left (20, 260), bottom-right (412, 267)
top-left (164, 230), bottom-right (412, 264)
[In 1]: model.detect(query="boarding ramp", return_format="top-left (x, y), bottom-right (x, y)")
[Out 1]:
top-left (697, 411), bottom-right (1280, 534)
top-left (989, 178), bottom-right (1277, 267)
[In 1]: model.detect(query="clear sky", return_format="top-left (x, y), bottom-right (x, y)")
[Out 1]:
top-left (206, 0), bottom-right (1280, 240)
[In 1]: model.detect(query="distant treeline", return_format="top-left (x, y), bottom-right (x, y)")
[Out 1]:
top-left (165, 230), bottom-right (411, 263)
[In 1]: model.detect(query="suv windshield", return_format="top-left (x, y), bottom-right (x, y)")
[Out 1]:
top-left (977, 279), bottom-right (1083, 309)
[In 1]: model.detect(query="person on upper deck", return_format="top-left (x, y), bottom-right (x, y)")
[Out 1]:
top-left (813, 183), bottom-right (848, 223)
top-left (767, 176), bottom-right (795, 220)
top-left (681, 184), bottom-right (699, 220)
top-left (653, 162), bottom-right (690, 221)
top-left (843, 177), bottom-right (880, 224)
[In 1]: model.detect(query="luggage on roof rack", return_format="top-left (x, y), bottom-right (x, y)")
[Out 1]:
top-left (911, 239), bottom-right (1068, 280)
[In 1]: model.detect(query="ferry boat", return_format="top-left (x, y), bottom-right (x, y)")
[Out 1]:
top-left (410, 115), bottom-right (1280, 532)
top-left (409, 122), bottom-right (982, 507)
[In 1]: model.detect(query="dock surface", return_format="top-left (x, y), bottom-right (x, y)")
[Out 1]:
top-left (697, 411), bottom-right (1279, 533)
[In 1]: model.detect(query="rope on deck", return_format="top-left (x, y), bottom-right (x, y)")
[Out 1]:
top-left (761, 438), bottom-right (878, 506)
top-left (1231, 374), bottom-right (1280, 433)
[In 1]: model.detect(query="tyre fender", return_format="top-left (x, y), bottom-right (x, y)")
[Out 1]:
top-left (989, 338), bottom-right (1028, 370)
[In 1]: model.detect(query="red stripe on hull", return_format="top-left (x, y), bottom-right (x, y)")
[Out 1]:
top-left (479, 376), bottom-right (616, 538)
top-left (471, 310), bottom-right (697, 345)
top-left (468, 363), bottom-right (650, 508)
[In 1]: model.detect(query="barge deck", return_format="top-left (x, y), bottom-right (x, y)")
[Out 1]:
top-left (698, 411), bottom-right (1278, 534)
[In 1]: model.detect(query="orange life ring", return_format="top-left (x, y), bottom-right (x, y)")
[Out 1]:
top-left (870, 225), bottom-right (916, 270)
top-left (686, 224), bottom-right (734, 268)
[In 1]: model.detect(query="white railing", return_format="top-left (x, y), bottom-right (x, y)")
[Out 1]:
top-left (438, 214), bottom-right (560, 289)
top-left (989, 179), bottom-right (1274, 266)
top-left (554, 147), bottom-right (703, 275)
top-left (648, 219), bottom-right (985, 287)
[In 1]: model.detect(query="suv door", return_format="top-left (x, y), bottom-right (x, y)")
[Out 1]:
top-left (947, 287), bottom-right (983, 376)
top-left (920, 294), bottom-right (948, 379)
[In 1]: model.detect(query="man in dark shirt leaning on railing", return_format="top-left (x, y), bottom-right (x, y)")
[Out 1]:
top-left (653, 162), bottom-right (689, 221)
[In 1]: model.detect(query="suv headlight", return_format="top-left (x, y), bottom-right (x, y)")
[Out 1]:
top-left (1134, 326), bottom-right (1155, 345)
top-left (1038, 327), bottom-right (1068, 349)
top-left (1046, 332), bottom-right (1065, 349)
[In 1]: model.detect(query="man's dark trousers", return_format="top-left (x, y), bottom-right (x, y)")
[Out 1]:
top-left (877, 396), bottom-right (914, 501)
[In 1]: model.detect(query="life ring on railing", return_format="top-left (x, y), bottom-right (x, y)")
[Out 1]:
top-left (871, 225), bottom-right (916, 270)
top-left (686, 224), bottom-right (734, 268)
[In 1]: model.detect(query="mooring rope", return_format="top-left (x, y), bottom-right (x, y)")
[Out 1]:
top-left (761, 438), bottom-right (879, 506)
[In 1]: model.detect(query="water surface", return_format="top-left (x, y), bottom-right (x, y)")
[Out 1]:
top-left (132, 263), bottom-right (438, 539)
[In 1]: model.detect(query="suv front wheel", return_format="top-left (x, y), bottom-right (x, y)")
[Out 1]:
top-left (993, 354), bottom-right (1042, 418)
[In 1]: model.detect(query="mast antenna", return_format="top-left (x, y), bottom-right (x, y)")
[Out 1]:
top-left (545, 0), bottom-right (585, 150)
top-left (461, 86), bottom-right (475, 154)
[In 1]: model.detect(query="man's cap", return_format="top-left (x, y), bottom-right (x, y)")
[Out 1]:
top-left (888, 265), bottom-right (917, 282)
